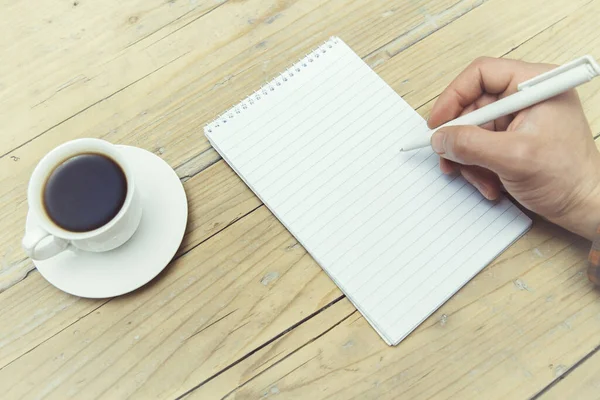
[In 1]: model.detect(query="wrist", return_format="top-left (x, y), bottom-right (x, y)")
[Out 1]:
top-left (557, 177), bottom-right (600, 241)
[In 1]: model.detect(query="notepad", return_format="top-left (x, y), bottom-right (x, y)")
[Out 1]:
top-left (204, 37), bottom-right (532, 345)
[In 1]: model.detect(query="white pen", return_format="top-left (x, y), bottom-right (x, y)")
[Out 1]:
top-left (399, 55), bottom-right (600, 152)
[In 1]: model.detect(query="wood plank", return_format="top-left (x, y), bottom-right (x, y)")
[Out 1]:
top-left (184, 1), bottom-right (600, 398)
top-left (8, 190), bottom-right (587, 400)
top-left (413, 0), bottom-right (600, 137)
top-left (0, 160), bottom-right (259, 368)
top-left (537, 348), bottom-right (600, 399)
top-left (0, 0), bottom-right (489, 291)
top-left (374, 0), bottom-right (600, 115)
top-left (187, 219), bottom-right (596, 399)
top-left (0, 273), bottom-right (103, 373)
top-left (186, 298), bottom-right (359, 399)
top-left (505, 4), bottom-right (600, 133)
top-left (0, 0), bottom-right (228, 155)
top-left (1, 0), bottom-right (590, 293)
top-left (189, 143), bottom-right (600, 398)
top-left (1, 0), bottom-right (485, 164)
top-left (1, 0), bottom-right (587, 375)
top-left (0, 0), bottom-right (597, 398)
top-left (0, 207), bottom-right (344, 400)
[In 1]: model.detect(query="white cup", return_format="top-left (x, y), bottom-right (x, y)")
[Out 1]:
top-left (22, 138), bottom-right (142, 260)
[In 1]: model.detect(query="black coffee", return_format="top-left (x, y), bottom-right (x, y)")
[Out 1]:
top-left (43, 153), bottom-right (127, 232)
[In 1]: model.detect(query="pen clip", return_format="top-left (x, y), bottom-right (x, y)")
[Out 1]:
top-left (517, 55), bottom-right (600, 91)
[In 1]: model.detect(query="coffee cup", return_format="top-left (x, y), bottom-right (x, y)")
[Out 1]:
top-left (22, 138), bottom-right (142, 260)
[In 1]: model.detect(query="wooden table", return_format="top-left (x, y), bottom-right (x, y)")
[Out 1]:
top-left (3, 0), bottom-right (600, 398)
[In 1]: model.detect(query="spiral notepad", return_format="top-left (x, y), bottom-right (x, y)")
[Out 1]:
top-left (204, 37), bottom-right (532, 345)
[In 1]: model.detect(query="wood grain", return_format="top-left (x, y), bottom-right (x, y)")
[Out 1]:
top-left (2, 0), bottom-right (600, 398)
top-left (0, 0), bottom-right (227, 155)
top-left (189, 218), bottom-right (598, 400)
top-left (538, 349), bottom-right (600, 399)
top-left (0, 207), bottom-right (343, 399)
top-left (0, 0), bottom-right (492, 291)
top-left (188, 1), bottom-right (600, 398)
top-left (0, 160), bottom-right (259, 368)
top-left (3, 0), bottom-right (589, 376)
top-left (1, 0), bottom-right (591, 292)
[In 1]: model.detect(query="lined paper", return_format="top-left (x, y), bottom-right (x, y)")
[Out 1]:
top-left (205, 37), bottom-right (531, 345)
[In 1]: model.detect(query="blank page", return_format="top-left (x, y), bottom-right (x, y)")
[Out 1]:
top-left (205, 37), bottom-right (532, 345)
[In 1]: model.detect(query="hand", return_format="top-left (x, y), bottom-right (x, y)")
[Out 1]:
top-left (428, 57), bottom-right (600, 241)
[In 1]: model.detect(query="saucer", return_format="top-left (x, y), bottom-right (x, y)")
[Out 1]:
top-left (26, 145), bottom-right (188, 298)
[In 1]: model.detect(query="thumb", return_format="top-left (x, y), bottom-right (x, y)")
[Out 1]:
top-left (430, 125), bottom-right (525, 174)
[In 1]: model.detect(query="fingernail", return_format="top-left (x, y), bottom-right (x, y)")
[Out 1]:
top-left (431, 131), bottom-right (444, 154)
top-left (473, 181), bottom-right (490, 199)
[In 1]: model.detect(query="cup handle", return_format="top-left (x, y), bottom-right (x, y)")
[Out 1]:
top-left (22, 226), bottom-right (70, 260)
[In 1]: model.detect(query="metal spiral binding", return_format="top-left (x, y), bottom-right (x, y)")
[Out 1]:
top-left (205, 37), bottom-right (341, 134)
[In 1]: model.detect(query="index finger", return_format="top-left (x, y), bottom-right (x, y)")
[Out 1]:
top-left (428, 57), bottom-right (555, 128)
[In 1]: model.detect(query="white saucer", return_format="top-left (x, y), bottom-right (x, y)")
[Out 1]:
top-left (26, 145), bottom-right (188, 298)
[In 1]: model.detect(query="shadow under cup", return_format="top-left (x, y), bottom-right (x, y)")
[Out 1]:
top-left (27, 138), bottom-right (142, 253)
